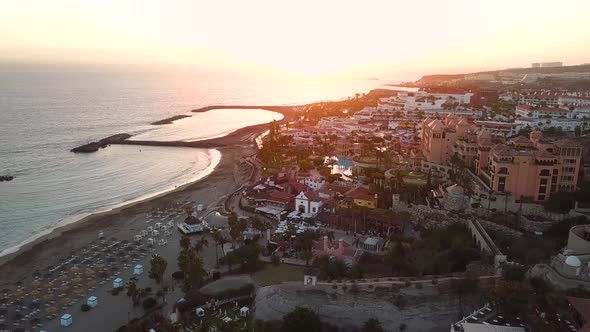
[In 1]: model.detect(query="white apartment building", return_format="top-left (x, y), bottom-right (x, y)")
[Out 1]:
top-left (515, 105), bottom-right (572, 119)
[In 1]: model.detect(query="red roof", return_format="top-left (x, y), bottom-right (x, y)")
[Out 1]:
top-left (344, 186), bottom-right (375, 202)
top-left (268, 191), bottom-right (295, 204)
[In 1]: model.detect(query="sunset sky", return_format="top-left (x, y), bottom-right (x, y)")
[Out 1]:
top-left (1, 0), bottom-right (589, 79)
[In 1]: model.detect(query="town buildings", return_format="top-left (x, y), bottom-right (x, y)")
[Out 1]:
top-left (477, 132), bottom-right (582, 200)
top-left (312, 236), bottom-right (363, 267)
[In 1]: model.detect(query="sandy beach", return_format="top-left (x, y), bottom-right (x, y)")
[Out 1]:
top-left (0, 141), bottom-right (256, 290)
top-left (0, 104), bottom-right (302, 290)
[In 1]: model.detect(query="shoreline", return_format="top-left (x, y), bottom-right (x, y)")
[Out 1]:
top-left (0, 105), bottom-right (287, 287)
top-left (0, 143), bottom-right (254, 288)
top-left (0, 148), bottom-right (222, 260)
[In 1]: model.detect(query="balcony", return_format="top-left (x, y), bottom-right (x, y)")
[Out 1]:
top-left (492, 157), bottom-right (513, 164)
top-left (534, 159), bottom-right (558, 166)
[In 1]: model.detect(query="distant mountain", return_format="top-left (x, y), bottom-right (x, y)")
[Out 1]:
top-left (476, 64), bottom-right (590, 75)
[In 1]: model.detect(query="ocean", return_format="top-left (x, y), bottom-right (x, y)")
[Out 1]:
top-left (0, 62), bottom-right (388, 255)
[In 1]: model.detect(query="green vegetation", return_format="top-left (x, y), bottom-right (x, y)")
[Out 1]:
top-left (254, 264), bottom-right (305, 286)
top-left (489, 216), bottom-right (587, 264)
top-left (177, 236), bottom-right (209, 292)
top-left (224, 241), bottom-right (263, 272)
top-left (148, 254), bottom-right (168, 285)
top-left (282, 307), bottom-right (322, 332)
top-left (362, 318), bottom-right (384, 332)
top-left (383, 223), bottom-right (480, 276)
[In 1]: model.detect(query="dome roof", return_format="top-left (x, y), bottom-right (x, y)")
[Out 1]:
top-left (565, 255), bottom-right (582, 267)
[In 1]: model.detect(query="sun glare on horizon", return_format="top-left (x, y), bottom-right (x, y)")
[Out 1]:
top-left (1, 0), bottom-right (589, 78)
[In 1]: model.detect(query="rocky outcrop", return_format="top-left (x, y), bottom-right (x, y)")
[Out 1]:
top-left (0, 175), bottom-right (14, 182)
top-left (71, 134), bottom-right (132, 153)
top-left (151, 115), bottom-right (191, 125)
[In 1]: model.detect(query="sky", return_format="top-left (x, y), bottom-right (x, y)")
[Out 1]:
top-left (1, 0), bottom-right (589, 80)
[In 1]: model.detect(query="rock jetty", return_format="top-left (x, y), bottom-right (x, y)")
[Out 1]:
top-left (71, 134), bottom-right (132, 153)
top-left (151, 115), bottom-right (191, 125)
top-left (0, 175), bottom-right (14, 182)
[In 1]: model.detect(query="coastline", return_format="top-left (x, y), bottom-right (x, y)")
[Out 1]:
top-left (0, 143), bottom-right (254, 288)
top-left (0, 105), bottom-right (281, 287)
top-left (0, 148), bottom-right (222, 260)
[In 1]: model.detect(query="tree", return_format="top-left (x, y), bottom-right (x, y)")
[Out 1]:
top-left (149, 255), bottom-right (168, 285)
top-left (282, 307), bottom-right (321, 332)
top-left (362, 318), bottom-right (384, 332)
top-left (125, 277), bottom-right (142, 306)
top-left (183, 203), bottom-right (193, 219)
top-left (211, 228), bottom-right (223, 267)
top-left (350, 264), bottom-right (365, 279)
top-left (352, 237), bottom-right (362, 248)
top-left (385, 241), bottom-right (407, 274)
top-left (179, 235), bottom-right (191, 252)
top-left (301, 250), bottom-right (313, 266)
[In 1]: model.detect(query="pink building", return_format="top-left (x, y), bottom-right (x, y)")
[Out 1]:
top-left (312, 236), bottom-right (363, 267)
top-left (421, 115), bottom-right (474, 164)
top-left (477, 131), bottom-right (582, 201)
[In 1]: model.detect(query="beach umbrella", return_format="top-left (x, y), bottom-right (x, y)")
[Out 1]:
top-left (58, 275), bottom-right (67, 281)
top-left (87, 280), bottom-right (97, 287)
top-left (31, 280), bottom-right (41, 288)
top-left (59, 285), bottom-right (69, 293)
top-left (72, 277), bottom-right (82, 284)
top-left (30, 290), bottom-right (40, 297)
top-left (85, 269), bottom-right (95, 276)
top-left (70, 266), bottom-right (80, 273)
top-left (15, 289), bottom-right (24, 297)
top-left (43, 294), bottom-right (54, 302)
top-left (46, 307), bottom-right (57, 315)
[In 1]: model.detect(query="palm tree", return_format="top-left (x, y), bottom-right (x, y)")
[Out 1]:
top-left (324, 230), bottom-right (335, 242)
top-left (285, 224), bottom-right (297, 249)
top-left (148, 254), bottom-right (168, 285)
top-left (179, 235), bottom-right (191, 251)
top-left (183, 203), bottom-right (193, 219)
top-left (193, 237), bottom-right (208, 253)
top-left (301, 250), bottom-right (313, 266)
top-left (211, 229), bottom-right (223, 267)
top-left (352, 237), bottom-right (362, 248)
top-left (125, 277), bottom-right (141, 306)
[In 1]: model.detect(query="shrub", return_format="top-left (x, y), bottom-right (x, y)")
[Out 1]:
top-left (350, 283), bottom-right (360, 293)
top-left (431, 279), bottom-right (438, 285)
top-left (145, 287), bottom-right (152, 293)
top-left (342, 285), bottom-right (348, 291)
top-left (332, 285), bottom-right (337, 289)
top-left (405, 281), bottom-right (411, 287)
top-left (142, 297), bottom-right (157, 310)
top-left (111, 287), bottom-right (122, 296)
top-left (80, 304), bottom-right (91, 312)
top-left (212, 271), bottom-right (221, 280)
top-left (156, 290), bottom-right (164, 298)
top-left (416, 283), bottom-right (423, 289)
top-left (368, 285), bottom-right (374, 289)
top-left (172, 271), bottom-right (184, 280)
